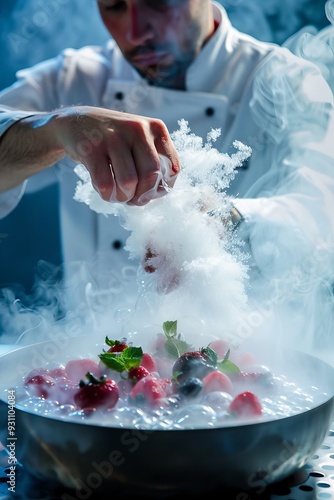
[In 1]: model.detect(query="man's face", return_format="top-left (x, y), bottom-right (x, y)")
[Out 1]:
top-left (97, 0), bottom-right (214, 89)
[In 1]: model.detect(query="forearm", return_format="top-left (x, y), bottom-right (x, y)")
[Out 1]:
top-left (0, 112), bottom-right (65, 193)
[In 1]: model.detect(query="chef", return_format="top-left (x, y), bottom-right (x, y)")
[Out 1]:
top-left (0, 0), bottom-right (333, 302)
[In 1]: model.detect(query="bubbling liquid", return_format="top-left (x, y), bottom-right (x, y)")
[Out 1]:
top-left (11, 334), bottom-right (329, 430)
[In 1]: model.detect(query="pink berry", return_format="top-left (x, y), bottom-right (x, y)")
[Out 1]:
top-left (141, 353), bottom-right (158, 373)
top-left (129, 375), bottom-right (166, 407)
top-left (229, 391), bottom-right (262, 417)
top-left (65, 359), bottom-right (100, 382)
top-left (202, 371), bottom-right (233, 395)
top-left (24, 374), bottom-right (55, 399)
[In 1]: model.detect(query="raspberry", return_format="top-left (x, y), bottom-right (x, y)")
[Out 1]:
top-left (128, 366), bottom-right (149, 382)
top-left (229, 391), bottom-right (262, 417)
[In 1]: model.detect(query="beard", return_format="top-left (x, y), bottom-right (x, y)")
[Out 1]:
top-left (134, 54), bottom-right (197, 90)
top-left (125, 41), bottom-right (198, 90)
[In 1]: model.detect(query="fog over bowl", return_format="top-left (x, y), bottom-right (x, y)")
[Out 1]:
top-left (0, 336), bottom-right (333, 495)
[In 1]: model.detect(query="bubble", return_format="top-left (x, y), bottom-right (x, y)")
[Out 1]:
top-left (173, 404), bottom-right (216, 429)
top-left (202, 391), bottom-right (233, 411)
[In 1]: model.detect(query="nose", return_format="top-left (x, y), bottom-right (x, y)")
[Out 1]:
top-left (126, 4), bottom-right (154, 45)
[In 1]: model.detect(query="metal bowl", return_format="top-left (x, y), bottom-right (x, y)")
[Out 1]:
top-left (0, 337), bottom-right (333, 496)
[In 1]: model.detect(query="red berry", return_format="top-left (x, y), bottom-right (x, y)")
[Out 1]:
top-left (202, 371), bottom-right (233, 395)
top-left (49, 368), bottom-right (67, 379)
top-left (229, 391), bottom-right (262, 417)
top-left (141, 353), bottom-right (158, 373)
top-left (129, 375), bottom-right (166, 407)
top-left (158, 378), bottom-right (174, 397)
top-left (24, 374), bottom-right (55, 399)
top-left (107, 340), bottom-right (128, 353)
top-left (128, 366), bottom-right (149, 382)
top-left (74, 373), bottom-right (119, 411)
top-left (180, 351), bottom-right (205, 360)
top-left (237, 352), bottom-right (258, 369)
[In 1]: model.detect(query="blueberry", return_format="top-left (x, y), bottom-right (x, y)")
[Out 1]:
top-left (173, 355), bottom-right (215, 382)
top-left (178, 377), bottom-right (204, 398)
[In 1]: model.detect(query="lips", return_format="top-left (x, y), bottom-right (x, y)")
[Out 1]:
top-left (131, 52), bottom-right (170, 68)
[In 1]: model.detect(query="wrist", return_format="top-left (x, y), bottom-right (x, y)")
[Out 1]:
top-left (22, 111), bottom-right (66, 158)
top-left (207, 205), bottom-right (245, 231)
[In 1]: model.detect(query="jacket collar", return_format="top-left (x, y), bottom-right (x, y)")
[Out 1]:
top-left (186, 2), bottom-right (232, 92)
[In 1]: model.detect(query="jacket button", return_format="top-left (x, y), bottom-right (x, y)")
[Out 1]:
top-left (112, 240), bottom-right (123, 250)
top-left (205, 107), bottom-right (215, 116)
top-left (115, 92), bottom-right (124, 100)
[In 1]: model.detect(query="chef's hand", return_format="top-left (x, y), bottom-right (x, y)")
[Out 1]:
top-left (54, 106), bottom-right (180, 205)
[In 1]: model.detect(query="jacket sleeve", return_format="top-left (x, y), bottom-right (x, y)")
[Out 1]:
top-left (232, 49), bottom-right (334, 286)
top-left (0, 56), bottom-right (63, 218)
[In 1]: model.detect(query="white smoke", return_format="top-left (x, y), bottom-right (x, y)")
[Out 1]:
top-left (74, 120), bottom-right (252, 348)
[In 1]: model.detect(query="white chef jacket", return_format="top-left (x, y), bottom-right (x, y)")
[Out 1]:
top-left (0, 2), bottom-right (334, 292)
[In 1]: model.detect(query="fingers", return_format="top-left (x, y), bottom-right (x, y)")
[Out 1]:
top-left (83, 155), bottom-right (116, 202)
top-left (63, 108), bottom-right (180, 204)
top-left (127, 120), bottom-right (180, 205)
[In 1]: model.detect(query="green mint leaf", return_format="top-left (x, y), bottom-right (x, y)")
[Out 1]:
top-left (161, 320), bottom-right (193, 359)
top-left (201, 346), bottom-right (218, 366)
top-left (176, 339), bottom-right (194, 356)
top-left (163, 320), bottom-right (178, 338)
top-left (98, 353), bottom-right (126, 372)
top-left (105, 336), bottom-right (125, 348)
top-left (223, 348), bottom-right (231, 363)
top-left (164, 338), bottom-right (194, 359)
top-left (164, 338), bottom-right (181, 359)
top-left (121, 346), bottom-right (143, 370)
top-left (218, 359), bottom-right (240, 374)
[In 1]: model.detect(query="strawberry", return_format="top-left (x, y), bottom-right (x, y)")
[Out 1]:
top-left (49, 368), bottom-right (67, 379)
top-left (74, 372), bottom-right (119, 411)
top-left (129, 375), bottom-right (166, 407)
top-left (229, 391), bottom-right (262, 417)
top-left (202, 371), bottom-right (233, 395)
top-left (128, 366), bottom-right (149, 382)
top-left (107, 340), bottom-right (128, 353)
top-left (237, 352), bottom-right (258, 369)
top-left (158, 377), bottom-right (174, 397)
top-left (141, 353), bottom-right (158, 373)
top-left (24, 374), bottom-right (55, 399)
top-left (65, 359), bottom-right (100, 383)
